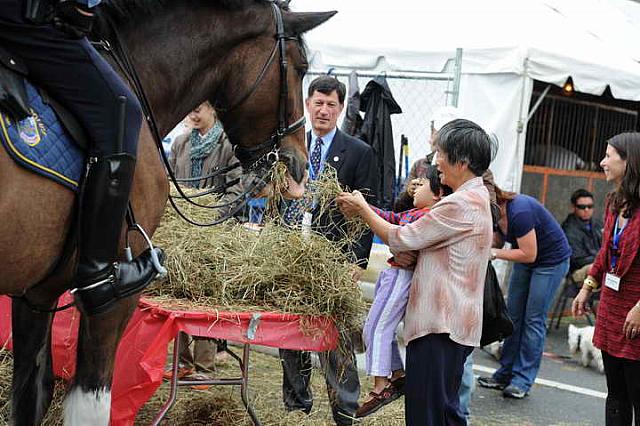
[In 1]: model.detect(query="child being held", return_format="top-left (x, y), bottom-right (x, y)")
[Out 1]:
top-left (356, 165), bottom-right (448, 418)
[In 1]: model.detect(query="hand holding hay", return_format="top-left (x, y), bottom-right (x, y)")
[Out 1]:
top-left (336, 190), bottom-right (368, 218)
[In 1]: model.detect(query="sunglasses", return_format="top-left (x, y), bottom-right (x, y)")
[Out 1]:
top-left (576, 204), bottom-right (594, 210)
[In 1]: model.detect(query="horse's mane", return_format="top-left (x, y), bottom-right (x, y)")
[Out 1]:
top-left (99, 0), bottom-right (290, 24)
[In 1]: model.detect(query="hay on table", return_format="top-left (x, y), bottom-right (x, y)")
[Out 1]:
top-left (150, 168), bottom-right (369, 333)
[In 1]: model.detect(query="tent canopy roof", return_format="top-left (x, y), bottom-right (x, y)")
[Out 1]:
top-left (295, 0), bottom-right (640, 101)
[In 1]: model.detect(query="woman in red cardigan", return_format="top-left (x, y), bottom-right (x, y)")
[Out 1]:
top-left (573, 132), bottom-right (640, 425)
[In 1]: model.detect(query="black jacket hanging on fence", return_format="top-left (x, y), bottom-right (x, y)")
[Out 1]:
top-left (341, 70), bottom-right (363, 136)
top-left (358, 75), bottom-right (402, 210)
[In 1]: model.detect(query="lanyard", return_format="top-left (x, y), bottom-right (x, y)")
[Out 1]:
top-left (611, 215), bottom-right (627, 271)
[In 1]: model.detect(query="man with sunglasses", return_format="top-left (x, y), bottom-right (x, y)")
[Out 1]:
top-left (562, 189), bottom-right (603, 283)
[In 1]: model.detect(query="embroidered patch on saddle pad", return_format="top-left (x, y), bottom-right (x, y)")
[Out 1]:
top-left (0, 81), bottom-right (84, 191)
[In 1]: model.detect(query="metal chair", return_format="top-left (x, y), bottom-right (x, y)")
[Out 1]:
top-left (547, 273), bottom-right (595, 330)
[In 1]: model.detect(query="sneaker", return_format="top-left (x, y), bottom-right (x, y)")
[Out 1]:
top-left (162, 367), bottom-right (193, 381)
top-left (502, 384), bottom-right (528, 399)
top-left (477, 376), bottom-right (508, 390)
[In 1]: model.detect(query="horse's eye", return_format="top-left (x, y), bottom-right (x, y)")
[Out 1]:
top-left (295, 64), bottom-right (308, 78)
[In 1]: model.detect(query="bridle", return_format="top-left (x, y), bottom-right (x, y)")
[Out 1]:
top-left (220, 1), bottom-right (306, 169)
top-left (97, 0), bottom-right (306, 226)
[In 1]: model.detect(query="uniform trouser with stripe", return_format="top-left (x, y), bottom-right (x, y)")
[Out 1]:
top-left (0, 0), bottom-right (142, 157)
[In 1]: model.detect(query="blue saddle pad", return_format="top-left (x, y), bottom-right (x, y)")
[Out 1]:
top-left (0, 81), bottom-right (84, 191)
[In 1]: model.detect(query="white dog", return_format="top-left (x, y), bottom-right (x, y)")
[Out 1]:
top-left (568, 324), bottom-right (604, 373)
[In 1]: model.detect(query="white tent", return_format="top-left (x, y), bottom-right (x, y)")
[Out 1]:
top-left (294, 0), bottom-right (640, 191)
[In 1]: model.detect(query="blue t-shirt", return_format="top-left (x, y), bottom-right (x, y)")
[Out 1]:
top-left (505, 194), bottom-right (571, 267)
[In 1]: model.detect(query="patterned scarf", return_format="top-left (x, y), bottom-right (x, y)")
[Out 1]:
top-left (189, 121), bottom-right (224, 188)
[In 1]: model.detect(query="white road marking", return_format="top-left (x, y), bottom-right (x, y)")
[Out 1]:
top-left (473, 364), bottom-right (607, 399)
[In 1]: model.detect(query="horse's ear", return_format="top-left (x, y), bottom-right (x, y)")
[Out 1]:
top-left (285, 11), bottom-right (337, 35)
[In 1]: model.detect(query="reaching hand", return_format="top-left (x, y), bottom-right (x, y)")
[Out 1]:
top-left (571, 288), bottom-right (592, 317)
top-left (351, 265), bottom-right (364, 283)
top-left (406, 178), bottom-right (426, 197)
top-left (393, 250), bottom-right (419, 268)
top-left (336, 191), bottom-right (367, 218)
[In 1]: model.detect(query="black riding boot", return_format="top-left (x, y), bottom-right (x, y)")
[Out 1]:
top-left (74, 153), bottom-right (164, 315)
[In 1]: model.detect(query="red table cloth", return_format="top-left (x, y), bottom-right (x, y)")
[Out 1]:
top-left (0, 294), bottom-right (338, 425)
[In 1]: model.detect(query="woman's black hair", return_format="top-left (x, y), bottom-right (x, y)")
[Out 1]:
top-left (607, 132), bottom-right (640, 217)
top-left (435, 119), bottom-right (495, 176)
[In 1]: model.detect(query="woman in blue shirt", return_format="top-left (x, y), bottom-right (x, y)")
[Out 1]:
top-left (0, 0), bottom-right (161, 313)
top-left (478, 188), bottom-right (571, 398)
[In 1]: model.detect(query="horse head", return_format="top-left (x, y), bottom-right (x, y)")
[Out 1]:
top-left (95, 0), bottom-right (336, 199)
top-left (212, 4), bottom-right (336, 199)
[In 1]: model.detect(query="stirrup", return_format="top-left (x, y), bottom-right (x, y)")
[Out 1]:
top-left (124, 221), bottom-right (167, 279)
top-left (70, 247), bottom-right (165, 315)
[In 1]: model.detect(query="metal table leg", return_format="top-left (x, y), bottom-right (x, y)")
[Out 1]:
top-left (239, 343), bottom-right (260, 426)
top-left (150, 335), bottom-right (261, 425)
top-left (151, 331), bottom-right (183, 425)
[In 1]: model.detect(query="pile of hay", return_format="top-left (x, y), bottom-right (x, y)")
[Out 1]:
top-left (0, 349), bottom-right (65, 425)
top-left (149, 164), bottom-right (368, 333)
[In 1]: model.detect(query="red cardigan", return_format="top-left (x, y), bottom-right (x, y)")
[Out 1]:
top-left (590, 201), bottom-right (640, 360)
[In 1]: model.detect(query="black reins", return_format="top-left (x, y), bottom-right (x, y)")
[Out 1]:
top-left (97, 0), bottom-right (306, 226)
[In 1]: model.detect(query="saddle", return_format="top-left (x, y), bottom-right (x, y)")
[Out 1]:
top-left (0, 44), bottom-right (89, 190)
top-left (0, 44), bottom-right (89, 150)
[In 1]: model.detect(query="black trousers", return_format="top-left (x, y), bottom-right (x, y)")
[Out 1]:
top-left (405, 333), bottom-right (473, 426)
top-left (279, 340), bottom-right (360, 426)
top-left (603, 351), bottom-right (640, 426)
top-left (0, 0), bottom-right (142, 157)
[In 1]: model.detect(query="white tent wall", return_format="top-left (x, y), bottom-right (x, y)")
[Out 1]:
top-left (458, 73), bottom-right (534, 192)
top-left (295, 0), bottom-right (640, 192)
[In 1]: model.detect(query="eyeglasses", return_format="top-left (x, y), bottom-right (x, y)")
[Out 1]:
top-left (576, 204), bottom-right (594, 210)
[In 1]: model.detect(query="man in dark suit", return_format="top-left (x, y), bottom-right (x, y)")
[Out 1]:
top-left (279, 76), bottom-right (378, 425)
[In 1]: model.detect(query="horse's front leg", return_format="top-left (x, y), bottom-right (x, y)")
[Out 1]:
top-left (11, 298), bottom-right (56, 426)
top-left (62, 297), bottom-right (139, 426)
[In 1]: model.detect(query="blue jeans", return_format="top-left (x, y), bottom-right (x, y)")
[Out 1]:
top-left (458, 354), bottom-right (475, 419)
top-left (493, 259), bottom-right (569, 392)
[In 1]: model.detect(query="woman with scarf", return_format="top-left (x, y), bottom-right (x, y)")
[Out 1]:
top-left (166, 101), bottom-right (243, 388)
top-left (170, 101), bottom-right (243, 198)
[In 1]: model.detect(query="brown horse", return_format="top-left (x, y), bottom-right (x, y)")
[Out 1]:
top-left (0, 1), bottom-right (334, 424)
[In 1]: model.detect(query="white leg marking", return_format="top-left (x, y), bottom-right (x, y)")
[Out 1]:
top-left (63, 386), bottom-right (111, 426)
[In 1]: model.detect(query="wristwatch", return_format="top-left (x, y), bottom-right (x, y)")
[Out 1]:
top-left (582, 275), bottom-right (600, 291)
top-left (490, 250), bottom-right (497, 261)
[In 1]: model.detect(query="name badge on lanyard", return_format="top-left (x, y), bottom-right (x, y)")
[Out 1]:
top-left (607, 215), bottom-right (627, 292)
top-left (605, 273), bottom-right (621, 291)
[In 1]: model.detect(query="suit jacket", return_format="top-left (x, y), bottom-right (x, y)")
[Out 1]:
top-left (309, 129), bottom-right (378, 268)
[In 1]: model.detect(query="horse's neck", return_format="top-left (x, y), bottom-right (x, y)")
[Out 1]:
top-left (115, 5), bottom-right (271, 137)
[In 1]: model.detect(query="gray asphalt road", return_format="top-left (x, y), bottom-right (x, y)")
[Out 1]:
top-left (471, 320), bottom-right (606, 426)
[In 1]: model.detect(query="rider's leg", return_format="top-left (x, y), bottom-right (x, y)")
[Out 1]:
top-left (0, 1), bottom-right (163, 314)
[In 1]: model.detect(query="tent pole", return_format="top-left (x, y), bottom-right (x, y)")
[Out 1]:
top-left (450, 48), bottom-right (463, 107)
top-left (514, 58), bottom-right (531, 192)
top-left (526, 84), bottom-right (551, 123)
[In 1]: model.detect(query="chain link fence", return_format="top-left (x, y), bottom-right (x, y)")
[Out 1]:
top-left (304, 64), bottom-right (460, 188)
